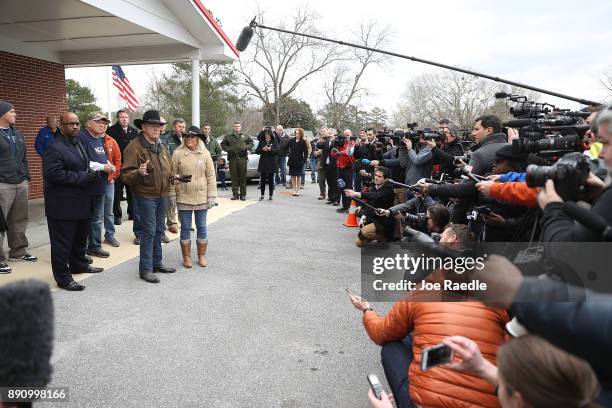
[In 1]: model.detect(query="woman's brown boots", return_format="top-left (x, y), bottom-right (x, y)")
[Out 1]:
top-left (180, 240), bottom-right (192, 268)
top-left (196, 239), bottom-right (208, 267)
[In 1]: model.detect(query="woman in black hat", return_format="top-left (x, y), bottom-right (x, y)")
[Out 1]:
top-left (255, 128), bottom-right (278, 200)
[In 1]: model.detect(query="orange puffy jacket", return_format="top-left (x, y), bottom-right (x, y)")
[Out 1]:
top-left (363, 291), bottom-right (509, 407)
top-left (489, 182), bottom-right (538, 208)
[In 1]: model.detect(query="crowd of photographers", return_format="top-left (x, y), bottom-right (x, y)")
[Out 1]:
top-left (320, 99), bottom-right (612, 406)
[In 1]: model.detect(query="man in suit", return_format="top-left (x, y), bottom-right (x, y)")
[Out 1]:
top-left (43, 112), bottom-right (104, 291)
top-left (107, 109), bottom-right (139, 225)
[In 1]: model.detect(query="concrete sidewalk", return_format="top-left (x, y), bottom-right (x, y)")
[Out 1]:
top-left (34, 180), bottom-right (386, 407)
top-left (0, 195), bottom-right (255, 290)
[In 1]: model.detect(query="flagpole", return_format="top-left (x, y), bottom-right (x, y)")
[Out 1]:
top-left (106, 66), bottom-right (113, 122)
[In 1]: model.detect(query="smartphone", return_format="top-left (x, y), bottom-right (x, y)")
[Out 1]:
top-left (421, 343), bottom-right (453, 371)
top-left (346, 288), bottom-right (360, 298)
top-left (367, 374), bottom-right (383, 400)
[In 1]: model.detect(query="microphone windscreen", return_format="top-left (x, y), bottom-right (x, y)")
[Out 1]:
top-left (0, 279), bottom-right (54, 388)
top-left (236, 26), bottom-right (254, 52)
top-left (494, 92), bottom-right (510, 99)
top-left (337, 179), bottom-right (346, 189)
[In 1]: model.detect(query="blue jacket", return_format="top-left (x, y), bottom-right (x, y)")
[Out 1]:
top-left (34, 126), bottom-right (59, 156)
top-left (43, 134), bottom-right (92, 220)
top-left (499, 172), bottom-right (526, 182)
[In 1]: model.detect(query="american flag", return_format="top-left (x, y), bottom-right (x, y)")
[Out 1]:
top-left (111, 65), bottom-right (139, 112)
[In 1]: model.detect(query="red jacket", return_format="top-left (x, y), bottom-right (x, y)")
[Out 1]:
top-left (363, 278), bottom-right (509, 407)
top-left (330, 141), bottom-right (355, 169)
top-left (103, 134), bottom-right (121, 182)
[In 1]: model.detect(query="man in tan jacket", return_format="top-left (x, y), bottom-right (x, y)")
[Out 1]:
top-left (121, 110), bottom-right (176, 283)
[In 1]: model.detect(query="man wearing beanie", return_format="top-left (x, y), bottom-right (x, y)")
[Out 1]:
top-left (0, 101), bottom-right (37, 274)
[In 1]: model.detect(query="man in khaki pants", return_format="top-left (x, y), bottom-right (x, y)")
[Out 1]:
top-left (0, 101), bottom-right (37, 273)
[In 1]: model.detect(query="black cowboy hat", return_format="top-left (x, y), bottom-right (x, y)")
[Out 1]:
top-left (134, 110), bottom-right (166, 130)
top-left (185, 125), bottom-right (203, 135)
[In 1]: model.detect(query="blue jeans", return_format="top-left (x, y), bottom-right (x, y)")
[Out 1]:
top-left (310, 157), bottom-right (318, 181)
top-left (103, 183), bottom-right (115, 240)
top-left (381, 336), bottom-right (417, 408)
top-left (133, 196), bottom-right (166, 272)
top-left (178, 209), bottom-right (208, 241)
top-left (88, 193), bottom-right (105, 251)
top-left (275, 155), bottom-right (287, 184)
top-left (219, 170), bottom-right (226, 188)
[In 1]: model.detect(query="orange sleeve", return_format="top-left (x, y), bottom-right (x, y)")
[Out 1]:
top-left (362, 299), bottom-right (414, 346)
top-left (489, 182), bottom-right (538, 208)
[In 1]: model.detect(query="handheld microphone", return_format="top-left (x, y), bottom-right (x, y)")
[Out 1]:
top-left (562, 202), bottom-right (612, 241)
top-left (0, 280), bottom-right (54, 388)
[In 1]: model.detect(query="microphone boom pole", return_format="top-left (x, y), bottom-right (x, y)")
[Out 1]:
top-left (241, 20), bottom-right (599, 106)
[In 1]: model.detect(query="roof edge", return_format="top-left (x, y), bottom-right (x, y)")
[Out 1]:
top-left (191, 0), bottom-right (240, 59)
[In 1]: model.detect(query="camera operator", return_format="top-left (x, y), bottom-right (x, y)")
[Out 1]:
top-left (536, 107), bottom-right (612, 242)
top-left (316, 128), bottom-right (340, 206)
top-left (347, 223), bottom-right (509, 408)
top-left (353, 128), bottom-right (384, 192)
top-left (331, 129), bottom-right (356, 213)
top-left (466, 114), bottom-right (507, 176)
top-left (429, 119), bottom-right (465, 177)
top-left (343, 167), bottom-right (395, 246)
top-left (398, 131), bottom-right (433, 187)
top-left (419, 145), bottom-right (529, 241)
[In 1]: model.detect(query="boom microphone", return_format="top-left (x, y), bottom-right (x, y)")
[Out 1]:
top-left (0, 280), bottom-right (54, 389)
top-left (562, 202), bottom-right (612, 241)
top-left (235, 17), bottom-right (257, 52)
top-left (494, 92), bottom-right (511, 99)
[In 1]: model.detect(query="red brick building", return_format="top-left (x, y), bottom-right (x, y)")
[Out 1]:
top-left (0, 52), bottom-right (67, 199)
top-left (0, 0), bottom-right (238, 200)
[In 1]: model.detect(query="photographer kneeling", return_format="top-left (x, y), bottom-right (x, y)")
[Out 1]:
top-left (348, 223), bottom-right (509, 408)
top-left (343, 167), bottom-right (395, 247)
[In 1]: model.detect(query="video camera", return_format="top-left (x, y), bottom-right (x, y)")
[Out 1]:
top-left (526, 152), bottom-right (590, 202)
top-left (497, 92), bottom-right (588, 157)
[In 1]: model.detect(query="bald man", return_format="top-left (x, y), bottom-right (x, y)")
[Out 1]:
top-left (43, 112), bottom-right (104, 291)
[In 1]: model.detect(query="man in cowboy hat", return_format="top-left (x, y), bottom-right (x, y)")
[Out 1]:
top-left (121, 110), bottom-right (176, 283)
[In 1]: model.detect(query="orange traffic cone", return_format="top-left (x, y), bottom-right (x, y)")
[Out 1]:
top-left (343, 200), bottom-right (359, 227)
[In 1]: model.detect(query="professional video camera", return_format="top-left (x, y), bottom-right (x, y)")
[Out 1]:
top-left (496, 92), bottom-right (589, 156)
top-left (526, 152), bottom-right (590, 201)
top-left (401, 122), bottom-right (445, 147)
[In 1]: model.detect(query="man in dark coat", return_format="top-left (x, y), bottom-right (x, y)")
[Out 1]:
top-left (43, 112), bottom-right (104, 291)
top-left (106, 109), bottom-right (139, 224)
top-left (0, 100), bottom-right (37, 274)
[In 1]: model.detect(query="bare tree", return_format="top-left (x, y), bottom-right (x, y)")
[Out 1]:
top-left (237, 6), bottom-right (344, 125)
top-left (392, 70), bottom-right (540, 130)
top-left (142, 69), bottom-right (169, 112)
top-left (602, 67), bottom-right (612, 95)
top-left (323, 22), bottom-right (392, 129)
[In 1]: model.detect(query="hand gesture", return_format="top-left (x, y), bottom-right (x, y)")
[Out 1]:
top-left (443, 336), bottom-right (486, 374)
top-left (369, 160), bottom-right (380, 167)
top-left (104, 163), bottom-right (116, 174)
top-left (139, 160), bottom-right (150, 176)
top-left (475, 181), bottom-right (494, 198)
top-left (403, 137), bottom-right (412, 150)
top-left (537, 179), bottom-right (562, 209)
top-left (482, 212), bottom-right (505, 226)
top-left (368, 389), bottom-right (394, 408)
top-left (424, 139), bottom-right (436, 148)
top-left (347, 290), bottom-right (370, 312)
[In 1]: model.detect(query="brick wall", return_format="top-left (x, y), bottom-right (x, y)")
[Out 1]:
top-left (0, 51), bottom-right (66, 199)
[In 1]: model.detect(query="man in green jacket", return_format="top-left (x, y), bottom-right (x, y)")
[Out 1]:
top-left (200, 123), bottom-right (222, 163)
top-left (220, 122), bottom-right (253, 201)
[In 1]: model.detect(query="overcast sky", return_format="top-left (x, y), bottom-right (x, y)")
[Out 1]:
top-left (66, 0), bottom-right (612, 119)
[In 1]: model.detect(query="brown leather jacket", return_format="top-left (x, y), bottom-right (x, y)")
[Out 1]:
top-left (121, 134), bottom-right (173, 198)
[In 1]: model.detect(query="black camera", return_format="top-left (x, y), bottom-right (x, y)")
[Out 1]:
top-left (404, 212), bottom-right (427, 232)
top-left (512, 135), bottom-right (580, 155)
top-left (526, 152), bottom-right (590, 201)
top-left (172, 174), bottom-right (193, 183)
